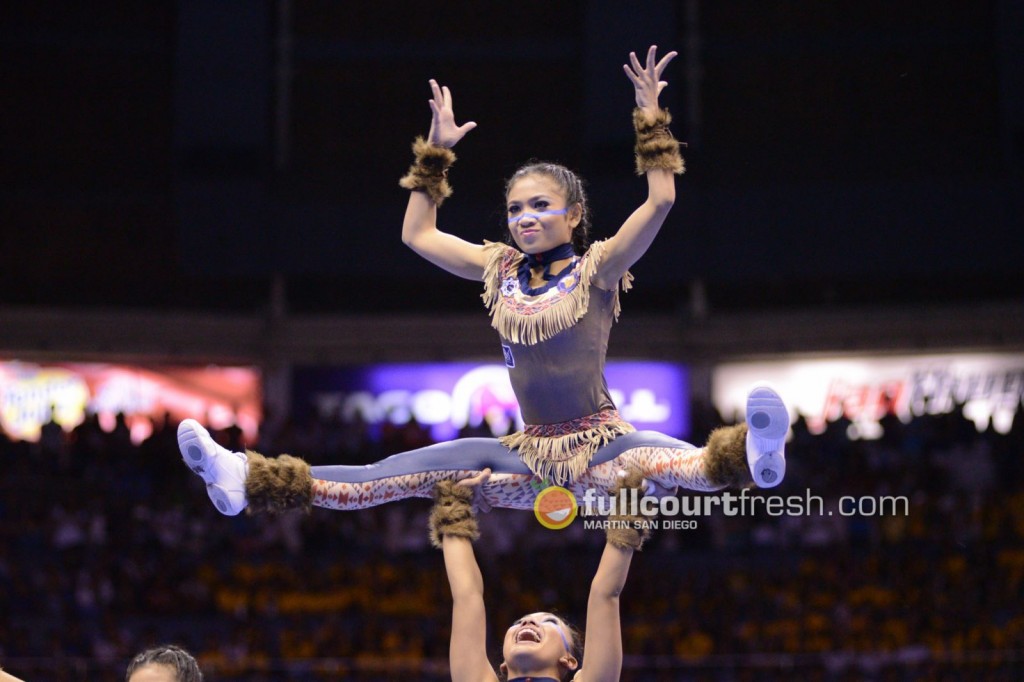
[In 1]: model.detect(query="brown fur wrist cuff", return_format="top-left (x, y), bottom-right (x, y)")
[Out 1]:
top-left (633, 108), bottom-right (685, 176)
top-left (399, 137), bottom-right (457, 206)
top-left (607, 523), bottom-right (650, 551)
top-left (429, 480), bottom-right (479, 548)
top-left (606, 469), bottom-right (654, 550)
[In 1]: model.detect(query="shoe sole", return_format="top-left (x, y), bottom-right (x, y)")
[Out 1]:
top-left (177, 419), bottom-right (217, 485)
top-left (205, 484), bottom-right (242, 517)
top-left (746, 384), bottom-right (788, 488)
top-left (177, 419), bottom-right (246, 516)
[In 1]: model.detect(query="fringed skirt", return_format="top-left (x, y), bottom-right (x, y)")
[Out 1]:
top-left (499, 408), bottom-right (635, 486)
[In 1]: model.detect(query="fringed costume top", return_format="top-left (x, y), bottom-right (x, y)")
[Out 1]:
top-left (481, 240), bottom-right (636, 485)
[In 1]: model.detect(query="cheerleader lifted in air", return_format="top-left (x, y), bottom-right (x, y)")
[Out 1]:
top-left (178, 46), bottom-right (790, 516)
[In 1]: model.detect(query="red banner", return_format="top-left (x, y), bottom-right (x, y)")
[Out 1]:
top-left (0, 360), bottom-right (261, 443)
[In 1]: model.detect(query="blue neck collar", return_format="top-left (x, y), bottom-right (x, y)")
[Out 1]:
top-left (516, 242), bottom-right (579, 296)
top-left (525, 242), bottom-right (576, 271)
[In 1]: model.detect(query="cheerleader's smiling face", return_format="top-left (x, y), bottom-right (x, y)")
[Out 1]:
top-left (501, 612), bottom-right (579, 677)
top-left (506, 174), bottom-right (581, 255)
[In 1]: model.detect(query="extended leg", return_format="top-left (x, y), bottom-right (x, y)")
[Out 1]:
top-left (178, 420), bottom-right (536, 515)
top-left (178, 386), bottom-right (788, 515)
top-left (611, 444), bottom-right (729, 492)
top-left (313, 470), bottom-right (538, 511)
top-left (590, 384), bottom-right (790, 492)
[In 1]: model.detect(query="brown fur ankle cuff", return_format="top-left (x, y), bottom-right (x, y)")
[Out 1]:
top-left (633, 108), bottom-right (685, 176)
top-left (428, 480), bottom-right (479, 548)
top-left (704, 424), bottom-right (753, 488)
top-left (398, 137), bottom-right (457, 206)
top-left (244, 450), bottom-right (313, 515)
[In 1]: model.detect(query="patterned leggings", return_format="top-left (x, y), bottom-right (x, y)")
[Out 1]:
top-left (310, 432), bottom-right (722, 511)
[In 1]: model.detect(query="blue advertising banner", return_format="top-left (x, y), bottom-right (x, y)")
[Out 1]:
top-left (294, 361), bottom-right (689, 441)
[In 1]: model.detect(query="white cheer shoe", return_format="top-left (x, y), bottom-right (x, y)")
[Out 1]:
top-left (745, 384), bottom-right (789, 488)
top-left (177, 419), bottom-right (249, 516)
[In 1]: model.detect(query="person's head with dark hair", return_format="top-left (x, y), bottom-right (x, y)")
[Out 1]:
top-left (504, 162), bottom-right (591, 256)
top-left (499, 611), bottom-right (584, 682)
top-left (125, 645), bottom-right (203, 682)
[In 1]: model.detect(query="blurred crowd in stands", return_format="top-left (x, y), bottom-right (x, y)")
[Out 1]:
top-left (1, 400), bottom-right (1022, 681)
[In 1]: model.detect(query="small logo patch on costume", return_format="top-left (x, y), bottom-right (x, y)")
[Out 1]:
top-left (502, 344), bottom-right (515, 367)
top-left (557, 273), bottom-right (579, 293)
top-left (500, 276), bottom-right (518, 297)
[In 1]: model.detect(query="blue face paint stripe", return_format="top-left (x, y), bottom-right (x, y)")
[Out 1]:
top-left (554, 624), bottom-right (571, 653)
top-left (507, 207), bottom-right (569, 224)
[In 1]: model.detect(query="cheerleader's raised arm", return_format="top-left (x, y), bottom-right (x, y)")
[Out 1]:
top-left (399, 79), bottom-right (487, 282)
top-left (594, 45), bottom-right (683, 290)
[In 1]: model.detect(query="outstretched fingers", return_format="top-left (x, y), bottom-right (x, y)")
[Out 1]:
top-left (622, 61), bottom-right (641, 87)
top-left (425, 78), bottom-right (478, 147)
top-left (625, 46), bottom-right (676, 84)
top-left (630, 49), bottom-right (644, 76)
top-left (654, 50), bottom-right (678, 78)
top-left (634, 46), bottom-right (677, 81)
top-left (428, 81), bottom-right (456, 113)
top-left (624, 45), bottom-right (678, 111)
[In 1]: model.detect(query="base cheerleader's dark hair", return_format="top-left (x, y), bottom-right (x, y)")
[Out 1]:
top-left (125, 645), bottom-right (203, 682)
